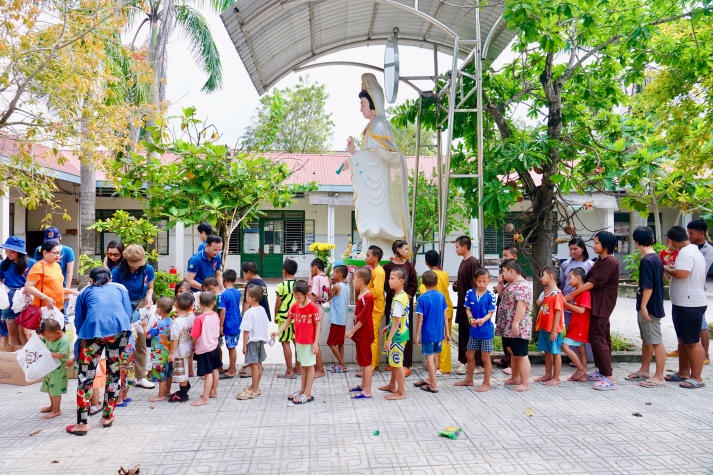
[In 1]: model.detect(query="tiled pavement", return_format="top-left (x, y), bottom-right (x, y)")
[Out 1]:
top-left (2, 289), bottom-right (713, 474)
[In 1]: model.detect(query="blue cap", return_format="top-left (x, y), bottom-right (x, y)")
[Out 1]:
top-left (0, 236), bottom-right (27, 254)
top-left (43, 226), bottom-right (61, 242)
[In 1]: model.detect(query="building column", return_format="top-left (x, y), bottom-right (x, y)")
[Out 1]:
top-left (470, 217), bottom-right (478, 256)
top-left (0, 190), bottom-right (9, 244)
top-left (327, 202), bottom-right (335, 257)
top-left (175, 221), bottom-right (185, 275)
top-left (604, 209), bottom-right (615, 232)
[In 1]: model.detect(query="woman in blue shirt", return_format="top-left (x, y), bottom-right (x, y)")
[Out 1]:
top-left (0, 236), bottom-right (36, 346)
top-left (68, 267), bottom-right (131, 436)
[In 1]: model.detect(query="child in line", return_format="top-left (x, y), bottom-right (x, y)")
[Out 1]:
top-left (414, 270), bottom-right (449, 393)
top-left (218, 269), bottom-right (242, 378)
top-left (168, 292), bottom-right (196, 402)
top-left (455, 268), bottom-right (496, 392)
top-left (419, 250), bottom-right (453, 375)
top-left (275, 259), bottom-right (298, 379)
top-left (240, 262), bottom-right (271, 378)
top-left (346, 267), bottom-right (374, 399)
top-left (379, 268), bottom-right (409, 400)
top-left (190, 291), bottom-right (222, 407)
top-left (38, 319), bottom-right (69, 419)
top-left (534, 267), bottom-right (565, 386)
top-left (562, 267), bottom-right (591, 382)
top-left (365, 246), bottom-right (385, 373)
top-left (273, 280), bottom-right (322, 405)
top-left (144, 296), bottom-right (174, 401)
top-left (327, 265), bottom-right (350, 373)
top-left (237, 285), bottom-right (270, 400)
top-left (174, 280), bottom-right (195, 377)
top-left (308, 258), bottom-right (328, 378)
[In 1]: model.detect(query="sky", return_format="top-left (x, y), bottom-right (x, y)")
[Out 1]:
top-left (163, 7), bottom-right (457, 151)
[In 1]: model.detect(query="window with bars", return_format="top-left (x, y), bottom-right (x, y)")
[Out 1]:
top-left (284, 219), bottom-right (304, 255)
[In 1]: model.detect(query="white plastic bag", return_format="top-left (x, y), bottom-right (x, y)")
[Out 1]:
top-left (41, 307), bottom-right (65, 328)
top-left (16, 333), bottom-right (60, 382)
top-left (0, 285), bottom-right (9, 310)
top-left (11, 289), bottom-right (31, 313)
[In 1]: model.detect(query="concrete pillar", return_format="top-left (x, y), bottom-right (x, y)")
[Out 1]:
top-left (470, 217), bottom-right (478, 256)
top-left (328, 202), bottom-right (335, 260)
top-left (604, 209), bottom-right (615, 232)
top-left (175, 221), bottom-right (185, 275)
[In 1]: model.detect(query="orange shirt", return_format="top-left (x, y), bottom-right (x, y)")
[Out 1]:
top-left (535, 288), bottom-right (564, 333)
top-left (27, 261), bottom-right (65, 310)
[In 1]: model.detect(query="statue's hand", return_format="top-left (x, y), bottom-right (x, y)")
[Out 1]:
top-left (346, 136), bottom-right (356, 155)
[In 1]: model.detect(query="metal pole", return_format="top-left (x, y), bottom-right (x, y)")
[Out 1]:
top-left (476, 2), bottom-right (485, 264)
top-left (409, 96), bottom-right (422, 246)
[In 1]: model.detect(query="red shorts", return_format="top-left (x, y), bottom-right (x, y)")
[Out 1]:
top-left (354, 338), bottom-right (373, 367)
top-left (326, 323), bottom-right (346, 346)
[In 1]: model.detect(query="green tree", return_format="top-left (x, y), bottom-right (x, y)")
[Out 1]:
top-left (388, 105), bottom-right (437, 156)
top-left (241, 77), bottom-right (335, 153)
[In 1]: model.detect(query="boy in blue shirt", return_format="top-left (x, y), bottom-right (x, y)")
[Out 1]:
top-left (218, 269), bottom-right (242, 378)
top-left (327, 265), bottom-right (350, 373)
top-left (455, 268), bottom-right (496, 392)
top-left (414, 270), bottom-right (449, 393)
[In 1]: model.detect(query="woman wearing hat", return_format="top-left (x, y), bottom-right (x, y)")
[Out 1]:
top-left (0, 236), bottom-right (36, 346)
top-left (111, 244), bottom-right (155, 389)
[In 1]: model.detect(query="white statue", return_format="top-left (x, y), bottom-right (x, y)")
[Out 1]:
top-left (339, 73), bottom-right (411, 255)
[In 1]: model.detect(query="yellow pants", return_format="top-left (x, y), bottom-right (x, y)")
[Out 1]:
top-left (370, 311), bottom-right (382, 370)
top-left (437, 320), bottom-right (453, 373)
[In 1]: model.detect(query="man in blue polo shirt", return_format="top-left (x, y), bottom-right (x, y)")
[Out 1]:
top-left (185, 234), bottom-right (224, 291)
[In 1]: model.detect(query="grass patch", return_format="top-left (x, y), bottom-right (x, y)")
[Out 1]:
top-left (610, 332), bottom-right (637, 351)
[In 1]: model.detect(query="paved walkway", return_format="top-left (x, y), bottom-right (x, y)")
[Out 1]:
top-left (1, 287), bottom-right (712, 474)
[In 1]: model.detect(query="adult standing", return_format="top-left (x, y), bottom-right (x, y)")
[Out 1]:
top-left (111, 244), bottom-right (155, 389)
top-left (0, 236), bottom-right (36, 345)
top-left (664, 226), bottom-right (708, 389)
top-left (33, 227), bottom-right (75, 323)
top-left (102, 241), bottom-right (125, 272)
top-left (383, 240), bottom-right (418, 375)
top-left (686, 219), bottom-right (713, 362)
top-left (24, 241), bottom-right (77, 344)
top-left (66, 267), bottom-right (132, 435)
top-left (558, 238), bottom-right (594, 365)
top-left (566, 231), bottom-right (619, 391)
top-left (196, 222), bottom-right (214, 253)
top-left (185, 235), bottom-right (223, 292)
top-left (453, 236), bottom-right (483, 375)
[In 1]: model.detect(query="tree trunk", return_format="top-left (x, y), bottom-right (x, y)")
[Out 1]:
top-left (78, 114), bottom-right (96, 288)
top-left (649, 177), bottom-right (662, 243)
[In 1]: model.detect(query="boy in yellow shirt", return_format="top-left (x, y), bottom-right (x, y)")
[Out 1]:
top-left (366, 245), bottom-right (385, 372)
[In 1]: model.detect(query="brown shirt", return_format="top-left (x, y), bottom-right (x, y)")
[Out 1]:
top-left (455, 256), bottom-right (482, 323)
top-left (586, 255), bottom-right (619, 318)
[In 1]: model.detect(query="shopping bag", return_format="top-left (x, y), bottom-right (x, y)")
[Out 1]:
top-left (0, 285), bottom-right (9, 310)
top-left (11, 288), bottom-right (32, 313)
top-left (16, 333), bottom-right (60, 382)
top-left (41, 307), bottom-right (65, 327)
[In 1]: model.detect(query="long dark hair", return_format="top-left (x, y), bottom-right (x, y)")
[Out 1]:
top-left (1, 253), bottom-right (29, 275)
top-left (105, 240), bottom-right (125, 270)
top-left (568, 237), bottom-right (590, 260)
top-left (118, 259), bottom-right (146, 280)
top-left (89, 267), bottom-right (111, 286)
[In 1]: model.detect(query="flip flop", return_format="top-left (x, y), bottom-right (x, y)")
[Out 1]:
top-left (122, 398), bottom-right (132, 403)
top-left (287, 391), bottom-right (302, 401)
top-left (351, 392), bottom-right (372, 399)
top-left (421, 383), bottom-right (439, 393)
top-left (115, 401), bottom-right (128, 407)
top-left (89, 406), bottom-right (100, 416)
top-left (331, 366), bottom-right (349, 373)
top-left (413, 379), bottom-right (428, 388)
top-left (66, 424), bottom-right (87, 436)
top-left (625, 373), bottom-right (648, 381)
top-left (680, 378), bottom-right (705, 389)
top-left (292, 394), bottom-right (315, 404)
top-left (219, 373), bottom-right (235, 380)
top-left (349, 385), bottom-right (363, 393)
top-left (664, 372), bottom-right (685, 382)
top-left (277, 373), bottom-right (297, 379)
top-left (102, 418), bottom-right (114, 428)
top-left (640, 379), bottom-right (666, 388)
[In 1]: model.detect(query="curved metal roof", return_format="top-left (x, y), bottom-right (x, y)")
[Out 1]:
top-left (220, 0), bottom-right (514, 95)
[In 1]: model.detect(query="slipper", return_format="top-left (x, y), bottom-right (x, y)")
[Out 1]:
top-left (122, 398), bottom-right (132, 403)
top-left (351, 392), bottom-right (372, 399)
top-left (331, 366), bottom-right (349, 373)
top-left (219, 373), bottom-right (235, 380)
top-left (640, 379), bottom-right (666, 388)
top-left (89, 406), bottom-right (100, 416)
top-left (168, 393), bottom-right (186, 403)
top-left (277, 373), bottom-right (297, 379)
top-left (102, 418), bottom-right (113, 428)
top-left (502, 367), bottom-right (512, 375)
top-left (680, 378), bottom-right (705, 389)
top-left (287, 391), bottom-right (302, 401)
top-left (66, 424), bottom-right (87, 436)
top-left (413, 379), bottom-right (428, 388)
top-left (115, 401), bottom-right (128, 407)
top-left (421, 383), bottom-right (439, 393)
top-left (292, 394), bottom-right (315, 404)
top-left (349, 385), bottom-right (363, 393)
top-left (625, 373), bottom-right (647, 381)
top-left (239, 369), bottom-right (252, 378)
top-left (664, 372), bottom-right (685, 382)
top-left (587, 370), bottom-right (603, 381)
top-left (592, 377), bottom-right (617, 391)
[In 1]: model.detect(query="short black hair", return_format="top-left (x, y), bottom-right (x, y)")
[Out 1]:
top-left (311, 258), bottom-right (325, 271)
top-left (474, 268), bottom-right (490, 280)
top-left (503, 246), bottom-right (518, 258)
top-left (687, 219), bottom-right (708, 233)
top-left (197, 222), bottom-right (213, 234)
top-left (246, 284), bottom-right (264, 301)
top-left (353, 267), bottom-right (371, 285)
top-left (358, 89), bottom-right (375, 110)
top-left (500, 258), bottom-right (524, 276)
top-left (222, 269), bottom-right (237, 283)
top-left (421, 270), bottom-right (438, 288)
top-left (294, 280), bottom-right (309, 296)
top-left (38, 318), bottom-right (62, 334)
top-left (176, 292), bottom-right (195, 311)
top-left (205, 234), bottom-right (222, 246)
top-left (424, 250), bottom-right (441, 267)
top-left (199, 291), bottom-right (216, 308)
top-left (282, 258), bottom-right (298, 276)
top-left (455, 235), bottom-right (471, 250)
top-left (156, 296), bottom-right (174, 314)
top-left (569, 267), bottom-right (586, 280)
top-left (202, 277), bottom-right (219, 289)
top-left (667, 226), bottom-right (688, 243)
top-left (391, 268), bottom-right (405, 280)
top-left (333, 265), bottom-right (348, 279)
top-left (542, 266), bottom-right (559, 286)
top-left (241, 261), bottom-right (259, 275)
top-left (367, 245), bottom-right (383, 261)
top-left (632, 226), bottom-right (654, 247)
top-left (595, 231), bottom-right (617, 254)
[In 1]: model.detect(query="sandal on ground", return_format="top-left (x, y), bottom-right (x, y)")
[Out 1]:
top-left (66, 424), bottom-right (87, 436)
top-left (277, 373), bottom-right (297, 379)
top-left (640, 379), bottom-right (666, 388)
top-left (587, 370), bottom-right (603, 381)
top-left (292, 394), bottom-right (315, 404)
top-left (239, 368), bottom-right (252, 378)
top-left (665, 372), bottom-right (685, 382)
top-left (592, 377), bottom-right (617, 391)
top-left (287, 391), bottom-right (302, 401)
top-left (219, 372), bottom-right (235, 380)
top-left (625, 373), bottom-right (648, 381)
top-left (237, 388), bottom-right (258, 400)
top-left (102, 418), bottom-right (114, 428)
top-left (349, 385), bottom-right (363, 393)
top-left (680, 378), bottom-right (705, 389)
top-left (413, 379), bottom-right (428, 388)
top-left (331, 365), bottom-right (349, 373)
top-left (168, 393), bottom-right (186, 403)
top-left (115, 401), bottom-right (128, 407)
top-left (351, 392), bottom-right (372, 399)
top-left (421, 383), bottom-right (439, 393)
top-left (89, 406), bottom-right (100, 416)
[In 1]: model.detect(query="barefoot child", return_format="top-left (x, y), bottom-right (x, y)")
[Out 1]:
top-left (168, 292), bottom-right (195, 402)
top-left (218, 269), bottom-right (242, 378)
top-left (275, 259), bottom-right (298, 378)
top-left (237, 285), bottom-right (269, 400)
top-left (534, 267), bottom-right (565, 386)
top-left (414, 270), bottom-right (449, 393)
top-left (38, 319), bottom-right (69, 419)
top-left (455, 268), bottom-right (496, 392)
top-left (562, 268), bottom-right (591, 382)
top-left (272, 280), bottom-right (322, 404)
top-left (346, 267), bottom-right (374, 399)
top-left (380, 268), bottom-right (409, 400)
top-left (143, 296), bottom-right (174, 401)
top-left (308, 258), bottom-right (328, 377)
top-left (190, 291), bottom-right (222, 406)
top-left (327, 265), bottom-right (350, 373)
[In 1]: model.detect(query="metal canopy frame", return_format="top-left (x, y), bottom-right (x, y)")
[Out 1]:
top-left (221, 0), bottom-right (514, 262)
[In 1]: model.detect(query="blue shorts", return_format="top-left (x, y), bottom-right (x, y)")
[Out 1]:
top-left (702, 313), bottom-right (709, 331)
top-left (224, 334), bottom-right (239, 349)
top-left (537, 329), bottom-right (563, 354)
top-left (0, 320), bottom-right (7, 337)
top-left (562, 336), bottom-right (583, 347)
top-left (421, 341), bottom-right (442, 356)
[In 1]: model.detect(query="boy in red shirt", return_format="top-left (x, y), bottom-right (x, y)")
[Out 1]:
top-left (534, 267), bottom-right (565, 386)
top-left (562, 267), bottom-right (591, 382)
top-left (346, 267), bottom-right (374, 399)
